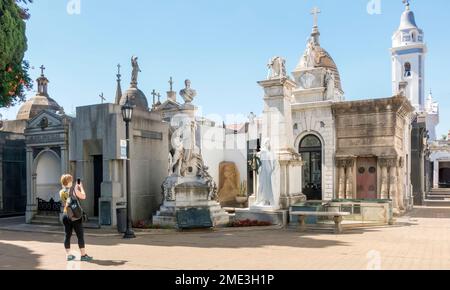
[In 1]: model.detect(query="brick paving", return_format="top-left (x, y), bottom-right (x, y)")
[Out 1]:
top-left (0, 206), bottom-right (449, 270)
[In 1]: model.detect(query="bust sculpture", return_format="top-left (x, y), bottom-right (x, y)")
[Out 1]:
top-left (180, 79), bottom-right (197, 103)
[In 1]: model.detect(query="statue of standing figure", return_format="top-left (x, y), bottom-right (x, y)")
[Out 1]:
top-left (267, 56), bottom-right (287, 80)
top-left (168, 120), bottom-right (199, 177)
top-left (303, 37), bottom-right (317, 68)
top-left (170, 128), bottom-right (184, 176)
top-left (131, 56), bottom-right (141, 85)
top-left (324, 69), bottom-right (335, 99)
top-left (254, 138), bottom-right (278, 208)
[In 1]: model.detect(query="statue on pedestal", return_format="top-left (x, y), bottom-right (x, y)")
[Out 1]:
top-left (267, 56), bottom-right (287, 80)
top-left (131, 56), bottom-right (141, 86)
top-left (180, 79), bottom-right (197, 103)
top-left (163, 118), bottom-right (218, 201)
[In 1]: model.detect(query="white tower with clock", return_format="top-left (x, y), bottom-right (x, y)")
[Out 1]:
top-left (391, 0), bottom-right (427, 112)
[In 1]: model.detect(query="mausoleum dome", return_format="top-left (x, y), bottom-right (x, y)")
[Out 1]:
top-left (16, 69), bottom-right (62, 121)
top-left (296, 39), bottom-right (343, 92)
top-left (17, 95), bottom-right (62, 121)
top-left (311, 46), bottom-right (342, 92)
top-left (120, 87), bottom-right (149, 110)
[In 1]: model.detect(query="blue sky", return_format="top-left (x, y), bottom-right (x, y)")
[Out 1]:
top-left (2, 0), bottom-right (449, 136)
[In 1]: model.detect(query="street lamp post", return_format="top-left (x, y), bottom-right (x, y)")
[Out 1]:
top-left (121, 96), bottom-right (136, 239)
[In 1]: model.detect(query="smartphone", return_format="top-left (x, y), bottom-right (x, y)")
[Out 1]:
top-left (77, 178), bottom-right (81, 185)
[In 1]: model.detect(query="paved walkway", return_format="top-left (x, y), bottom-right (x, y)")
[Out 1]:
top-left (1, 206), bottom-right (450, 270)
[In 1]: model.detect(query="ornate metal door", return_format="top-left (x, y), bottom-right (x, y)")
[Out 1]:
top-left (356, 158), bottom-right (377, 199)
top-left (299, 135), bottom-right (322, 200)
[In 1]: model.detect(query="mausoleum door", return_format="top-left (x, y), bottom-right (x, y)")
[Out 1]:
top-left (356, 158), bottom-right (378, 199)
top-left (299, 135), bottom-right (322, 200)
top-left (93, 155), bottom-right (103, 217)
top-left (439, 162), bottom-right (450, 188)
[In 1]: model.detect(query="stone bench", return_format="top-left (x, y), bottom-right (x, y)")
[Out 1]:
top-left (290, 211), bottom-right (350, 234)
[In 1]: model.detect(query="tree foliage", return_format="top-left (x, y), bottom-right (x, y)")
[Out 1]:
top-left (0, 0), bottom-right (33, 108)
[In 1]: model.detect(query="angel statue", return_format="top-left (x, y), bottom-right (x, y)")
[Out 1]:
top-left (131, 56), bottom-right (141, 85)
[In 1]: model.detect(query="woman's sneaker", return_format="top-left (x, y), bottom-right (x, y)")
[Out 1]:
top-left (67, 255), bottom-right (76, 261)
top-left (81, 255), bottom-right (93, 262)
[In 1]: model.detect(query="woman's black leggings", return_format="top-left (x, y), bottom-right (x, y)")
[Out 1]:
top-left (62, 215), bottom-right (85, 249)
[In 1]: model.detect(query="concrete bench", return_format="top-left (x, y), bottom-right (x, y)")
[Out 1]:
top-left (290, 211), bottom-right (351, 234)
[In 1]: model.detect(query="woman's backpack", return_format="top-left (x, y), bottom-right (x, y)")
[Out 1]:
top-left (67, 188), bottom-right (83, 222)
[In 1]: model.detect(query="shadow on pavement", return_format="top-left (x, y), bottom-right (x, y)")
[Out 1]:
top-left (86, 259), bottom-right (128, 267)
top-left (3, 206), bottom-right (446, 251)
top-left (0, 228), bottom-right (351, 250)
top-left (0, 242), bottom-right (41, 270)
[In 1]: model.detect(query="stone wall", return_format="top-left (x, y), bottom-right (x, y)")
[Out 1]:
top-left (332, 96), bottom-right (414, 213)
top-left (70, 104), bottom-right (169, 225)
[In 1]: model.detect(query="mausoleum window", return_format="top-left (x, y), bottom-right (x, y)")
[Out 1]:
top-left (300, 135), bottom-right (321, 149)
top-left (404, 62), bottom-right (412, 78)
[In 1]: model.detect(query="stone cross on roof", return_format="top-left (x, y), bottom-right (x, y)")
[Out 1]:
top-left (40, 65), bottom-right (46, 76)
top-left (311, 7), bottom-right (321, 27)
top-left (99, 92), bottom-right (106, 104)
top-left (151, 89), bottom-right (158, 106)
top-left (117, 64), bottom-right (121, 80)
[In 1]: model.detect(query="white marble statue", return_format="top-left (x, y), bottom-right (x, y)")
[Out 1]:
top-left (170, 128), bottom-right (184, 176)
top-left (180, 79), bottom-right (197, 103)
top-left (254, 138), bottom-right (280, 209)
top-left (181, 120), bottom-right (197, 165)
top-left (267, 56), bottom-right (287, 80)
top-left (324, 69), bottom-right (335, 99)
top-left (163, 118), bottom-right (219, 202)
top-left (131, 56), bottom-right (141, 85)
top-left (301, 38), bottom-right (317, 68)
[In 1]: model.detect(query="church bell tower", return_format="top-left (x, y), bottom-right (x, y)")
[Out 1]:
top-left (391, 0), bottom-right (427, 112)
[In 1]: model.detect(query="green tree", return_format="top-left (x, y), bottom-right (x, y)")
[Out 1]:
top-left (0, 0), bottom-right (33, 108)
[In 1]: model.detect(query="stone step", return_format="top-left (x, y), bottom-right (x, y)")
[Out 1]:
top-left (424, 200), bottom-right (450, 207)
top-left (430, 190), bottom-right (450, 194)
top-left (32, 215), bottom-right (101, 228)
top-left (31, 215), bottom-right (61, 226)
top-left (426, 196), bottom-right (450, 201)
top-left (84, 218), bottom-right (100, 229)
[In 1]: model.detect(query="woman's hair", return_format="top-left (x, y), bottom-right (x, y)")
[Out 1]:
top-left (61, 174), bottom-right (73, 187)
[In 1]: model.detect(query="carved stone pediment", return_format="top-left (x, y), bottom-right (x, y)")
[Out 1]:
top-left (27, 110), bottom-right (64, 129)
top-left (157, 100), bottom-right (181, 111)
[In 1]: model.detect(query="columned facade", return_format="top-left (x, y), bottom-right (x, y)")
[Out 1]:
top-left (24, 111), bottom-right (70, 223)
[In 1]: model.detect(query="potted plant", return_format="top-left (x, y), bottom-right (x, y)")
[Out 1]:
top-left (235, 181), bottom-right (248, 207)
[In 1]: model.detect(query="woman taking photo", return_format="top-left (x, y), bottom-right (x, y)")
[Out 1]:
top-left (59, 174), bottom-right (93, 262)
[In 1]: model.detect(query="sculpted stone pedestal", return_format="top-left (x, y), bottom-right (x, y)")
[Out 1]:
top-left (153, 88), bottom-right (229, 229)
top-left (153, 176), bottom-right (229, 228)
